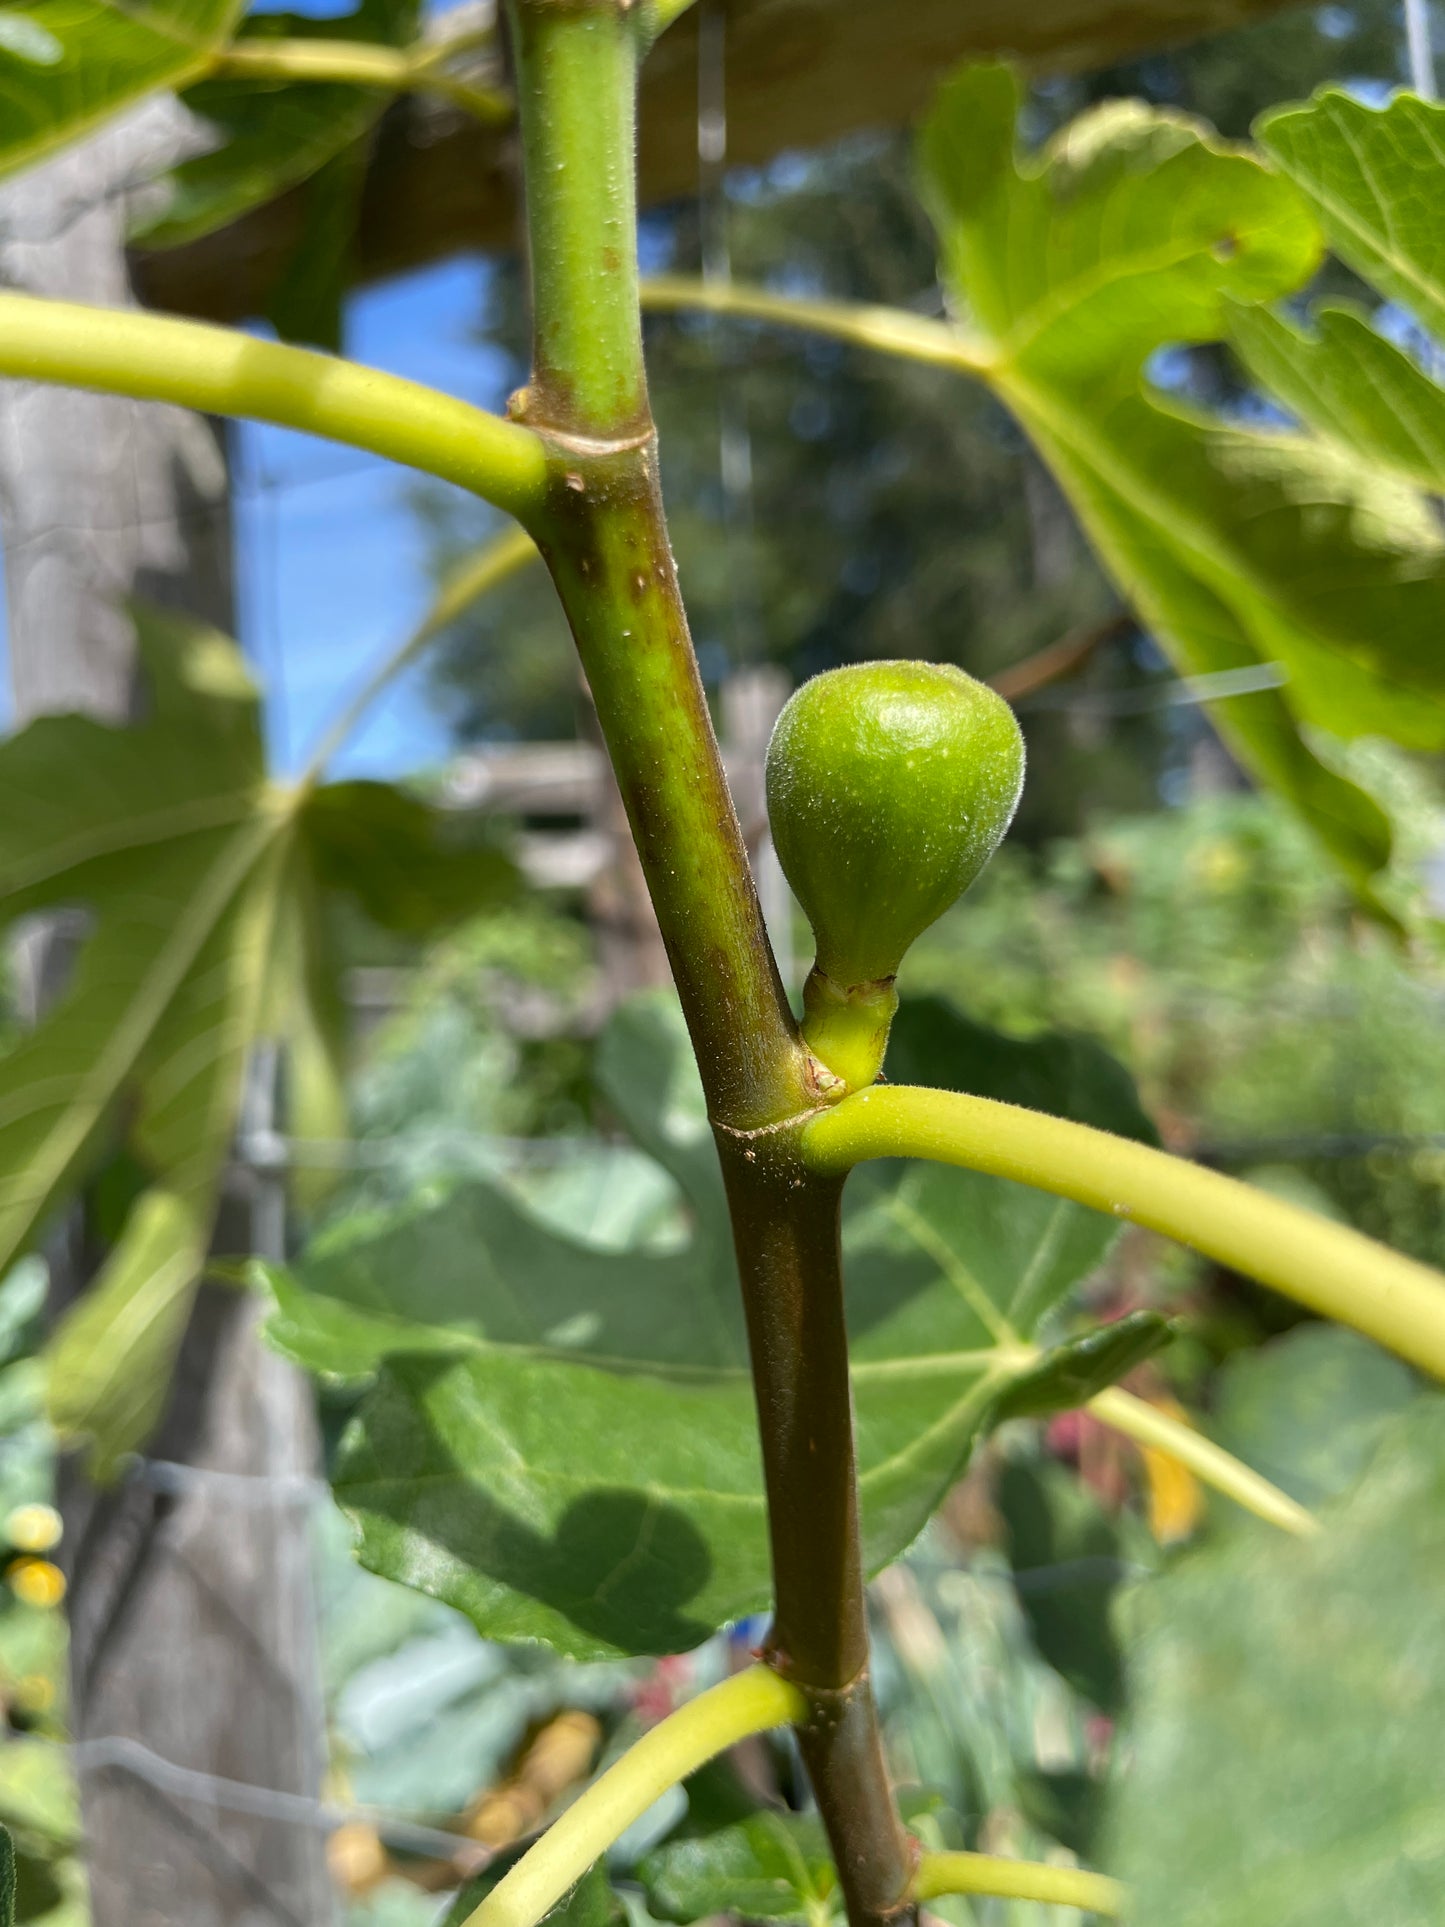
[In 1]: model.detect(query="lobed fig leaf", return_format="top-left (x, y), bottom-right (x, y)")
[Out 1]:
top-left (765, 661), bottom-right (1023, 1085)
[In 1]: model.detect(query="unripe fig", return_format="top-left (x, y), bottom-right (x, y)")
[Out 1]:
top-left (766, 660), bottom-right (1024, 1089)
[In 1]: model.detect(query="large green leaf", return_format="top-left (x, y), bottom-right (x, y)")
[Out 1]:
top-left (920, 65), bottom-right (1445, 899)
top-left (1257, 88), bottom-right (1445, 340)
top-left (0, 606), bottom-right (512, 1470)
top-left (1104, 1396), bottom-right (1445, 1923)
top-left (0, 0), bottom-right (244, 181)
top-left (279, 992), bottom-right (1164, 1659)
top-left (0, 608), bottom-right (286, 1466)
top-left (302, 777), bottom-right (518, 937)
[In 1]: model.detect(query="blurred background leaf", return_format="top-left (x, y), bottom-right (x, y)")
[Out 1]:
top-left (1105, 1396), bottom-right (1445, 1924)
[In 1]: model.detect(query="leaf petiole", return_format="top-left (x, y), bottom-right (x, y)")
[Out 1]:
top-left (803, 1085), bottom-right (1445, 1382)
top-left (1088, 1384), bottom-right (1317, 1538)
top-left (214, 38), bottom-right (512, 122)
top-left (464, 1665), bottom-right (805, 1927)
top-left (641, 274), bottom-right (989, 374)
top-left (913, 1850), bottom-right (1124, 1917)
top-left (0, 294), bottom-right (549, 522)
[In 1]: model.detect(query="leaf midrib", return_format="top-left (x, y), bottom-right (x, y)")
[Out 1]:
top-left (0, 785), bottom-right (259, 899)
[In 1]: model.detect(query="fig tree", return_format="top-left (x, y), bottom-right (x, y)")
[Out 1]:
top-left (766, 659), bottom-right (1024, 1090)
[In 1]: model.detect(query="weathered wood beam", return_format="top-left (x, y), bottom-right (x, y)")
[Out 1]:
top-left (131, 0), bottom-right (1300, 325)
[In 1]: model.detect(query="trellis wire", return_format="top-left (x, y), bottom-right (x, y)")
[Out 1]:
top-left (29, 1735), bottom-right (488, 1864)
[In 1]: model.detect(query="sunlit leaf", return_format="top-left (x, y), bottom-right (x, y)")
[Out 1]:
top-left (0, 1738), bottom-right (78, 1851)
top-left (0, 15), bottom-right (62, 66)
top-left (1227, 92), bottom-right (1445, 507)
top-left (275, 993), bottom-right (1160, 1658)
top-left (920, 64), bottom-right (1445, 901)
top-left (0, 608), bottom-right (284, 1465)
top-left (1105, 1397), bottom-right (1445, 1923)
top-left (47, 1187), bottom-right (211, 1477)
top-left (0, 0), bottom-right (245, 182)
top-left (1257, 87), bottom-right (1445, 339)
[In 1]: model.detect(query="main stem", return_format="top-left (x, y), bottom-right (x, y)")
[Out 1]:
top-left (505, 6), bottom-right (913, 1921)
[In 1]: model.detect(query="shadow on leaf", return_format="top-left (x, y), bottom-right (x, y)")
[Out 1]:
top-left (336, 1353), bottom-right (724, 1657)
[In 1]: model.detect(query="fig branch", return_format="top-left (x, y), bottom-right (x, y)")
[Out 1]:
top-left (501, 3), bottom-right (914, 1921)
top-left (463, 1664), bottom-right (1127, 1927)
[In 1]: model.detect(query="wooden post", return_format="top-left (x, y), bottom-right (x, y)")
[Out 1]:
top-left (0, 107), bottom-right (334, 1927)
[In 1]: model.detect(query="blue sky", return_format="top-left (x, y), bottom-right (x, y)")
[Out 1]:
top-left (232, 255), bottom-right (517, 778)
top-left (0, 186), bottom-right (516, 784)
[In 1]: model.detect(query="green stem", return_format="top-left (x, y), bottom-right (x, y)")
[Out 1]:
top-left (214, 38), bottom-right (511, 120)
top-left (301, 525), bottom-right (539, 784)
top-left (803, 1086), bottom-right (1445, 1380)
top-left (533, 458), bottom-right (805, 1128)
top-left (508, 3), bottom-right (646, 435)
top-left (801, 967), bottom-right (897, 1094)
top-left (1088, 1385), bottom-right (1317, 1538)
top-left (914, 1851), bottom-right (1125, 1917)
top-left (0, 294), bottom-right (548, 523)
top-left (464, 1667), bottom-right (805, 1927)
top-left (506, 0), bottom-right (802, 1130)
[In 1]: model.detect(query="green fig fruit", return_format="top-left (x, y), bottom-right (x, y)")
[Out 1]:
top-left (766, 659), bottom-right (1024, 1088)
